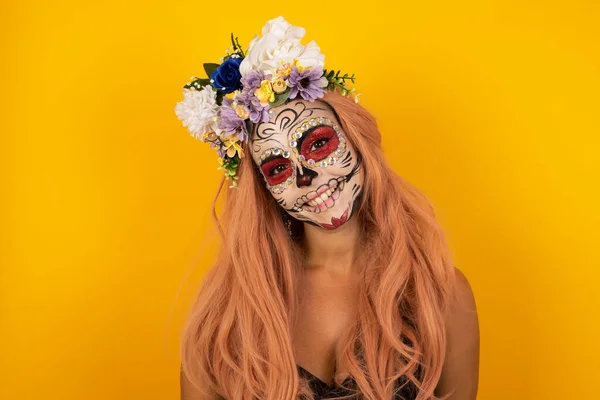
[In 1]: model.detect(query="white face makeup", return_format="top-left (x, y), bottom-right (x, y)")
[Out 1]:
top-left (250, 100), bottom-right (363, 230)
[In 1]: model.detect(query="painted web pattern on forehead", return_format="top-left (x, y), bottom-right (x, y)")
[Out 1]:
top-left (252, 101), bottom-right (328, 152)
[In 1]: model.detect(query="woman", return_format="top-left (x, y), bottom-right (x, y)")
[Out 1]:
top-left (176, 17), bottom-right (479, 400)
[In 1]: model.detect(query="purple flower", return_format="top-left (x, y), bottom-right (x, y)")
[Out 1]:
top-left (288, 66), bottom-right (328, 102)
top-left (240, 70), bottom-right (267, 92)
top-left (217, 97), bottom-right (249, 143)
top-left (206, 136), bottom-right (226, 158)
top-left (240, 92), bottom-right (270, 123)
top-left (238, 71), bottom-right (272, 123)
top-left (214, 143), bottom-right (226, 159)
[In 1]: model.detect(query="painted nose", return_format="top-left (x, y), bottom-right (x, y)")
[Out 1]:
top-left (296, 165), bottom-right (318, 187)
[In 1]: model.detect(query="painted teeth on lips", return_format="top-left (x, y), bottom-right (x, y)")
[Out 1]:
top-left (301, 178), bottom-right (346, 213)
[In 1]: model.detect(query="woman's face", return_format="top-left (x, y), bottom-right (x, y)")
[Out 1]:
top-left (250, 99), bottom-right (363, 230)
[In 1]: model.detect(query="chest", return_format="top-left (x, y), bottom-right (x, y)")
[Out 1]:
top-left (291, 275), bottom-right (361, 384)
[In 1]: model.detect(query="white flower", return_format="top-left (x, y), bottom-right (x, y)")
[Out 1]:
top-left (174, 85), bottom-right (219, 140)
top-left (239, 16), bottom-right (325, 77)
top-left (259, 16), bottom-right (305, 41)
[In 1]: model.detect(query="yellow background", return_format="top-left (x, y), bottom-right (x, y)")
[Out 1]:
top-left (1, 1), bottom-right (599, 399)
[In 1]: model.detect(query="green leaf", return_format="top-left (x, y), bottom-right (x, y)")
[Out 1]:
top-left (203, 63), bottom-right (220, 78)
top-left (230, 33), bottom-right (245, 57)
top-left (183, 78), bottom-right (210, 90)
top-left (244, 119), bottom-right (253, 134)
top-left (269, 89), bottom-right (291, 108)
top-left (216, 92), bottom-right (224, 106)
top-left (230, 33), bottom-right (236, 51)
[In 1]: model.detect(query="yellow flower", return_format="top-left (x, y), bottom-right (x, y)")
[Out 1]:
top-left (292, 58), bottom-right (305, 72)
top-left (271, 77), bottom-right (288, 94)
top-left (233, 103), bottom-right (250, 119)
top-left (225, 90), bottom-right (241, 100)
top-left (203, 131), bottom-right (218, 142)
top-left (254, 80), bottom-right (275, 106)
top-left (276, 61), bottom-right (292, 77)
top-left (223, 137), bottom-right (244, 158)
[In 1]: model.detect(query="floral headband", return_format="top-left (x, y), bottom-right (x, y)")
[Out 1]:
top-left (174, 16), bottom-right (358, 188)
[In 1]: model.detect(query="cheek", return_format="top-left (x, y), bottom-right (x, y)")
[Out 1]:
top-left (270, 185), bottom-right (303, 212)
top-left (328, 142), bottom-right (357, 174)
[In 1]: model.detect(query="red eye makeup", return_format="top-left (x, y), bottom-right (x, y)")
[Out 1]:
top-left (300, 126), bottom-right (339, 161)
top-left (289, 117), bottom-right (348, 168)
top-left (258, 147), bottom-right (295, 193)
top-left (261, 157), bottom-right (292, 185)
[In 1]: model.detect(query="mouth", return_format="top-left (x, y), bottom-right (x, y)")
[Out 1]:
top-left (294, 177), bottom-right (346, 213)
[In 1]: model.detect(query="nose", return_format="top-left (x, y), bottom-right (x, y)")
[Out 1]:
top-left (296, 165), bottom-right (318, 187)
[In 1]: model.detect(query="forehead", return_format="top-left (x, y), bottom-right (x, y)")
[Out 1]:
top-left (251, 100), bottom-right (336, 150)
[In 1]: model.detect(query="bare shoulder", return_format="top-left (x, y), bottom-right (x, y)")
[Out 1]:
top-left (452, 268), bottom-right (478, 316)
top-left (180, 364), bottom-right (223, 400)
top-left (435, 267), bottom-right (480, 399)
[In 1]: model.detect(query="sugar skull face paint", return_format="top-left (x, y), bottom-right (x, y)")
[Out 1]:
top-left (250, 100), bottom-right (363, 230)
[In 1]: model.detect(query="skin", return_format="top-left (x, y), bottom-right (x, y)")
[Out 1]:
top-left (181, 99), bottom-right (480, 399)
top-left (435, 269), bottom-right (480, 399)
top-left (250, 99), bottom-right (364, 230)
top-left (251, 99), bottom-right (479, 398)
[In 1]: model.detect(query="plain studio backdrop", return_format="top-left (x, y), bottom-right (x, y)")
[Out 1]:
top-left (1, 1), bottom-right (599, 399)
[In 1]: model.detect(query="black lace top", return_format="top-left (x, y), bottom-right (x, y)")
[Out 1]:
top-left (296, 364), bottom-right (420, 399)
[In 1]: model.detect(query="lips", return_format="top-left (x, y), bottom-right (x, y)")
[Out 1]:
top-left (295, 177), bottom-right (346, 213)
top-left (321, 207), bottom-right (349, 230)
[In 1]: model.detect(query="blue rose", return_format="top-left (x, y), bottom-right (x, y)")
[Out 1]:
top-left (211, 58), bottom-right (243, 94)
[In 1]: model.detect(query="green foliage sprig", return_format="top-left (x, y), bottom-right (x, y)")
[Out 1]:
top-left (222, 33), bottom-right (246, 62)
top-left (218, 155), bottom-right (241, 188)
top-left (183, 77), bottom-right (209, 90)
top-left (323, 69), bottom-right (356, 96)
top-left (231, 33), bottom-right (245, 57)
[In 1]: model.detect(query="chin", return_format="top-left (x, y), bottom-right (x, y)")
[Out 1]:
top-left (298, 184), bottom-right (360, 230)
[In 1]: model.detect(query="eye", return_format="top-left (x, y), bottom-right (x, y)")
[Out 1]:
top-left (270, 163), bottom-right (288, 176)
top-left (300, 126), bottom-right (339, 162)
top-left (260, 157), bottom-right (292, 186)
top-left (310, 138), bottom-right (329, 152)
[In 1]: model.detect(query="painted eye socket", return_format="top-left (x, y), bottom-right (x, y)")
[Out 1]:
top-left (261, 157), bottom-right (292, 185)
top-left (300, 126), bottom-right (339, 162)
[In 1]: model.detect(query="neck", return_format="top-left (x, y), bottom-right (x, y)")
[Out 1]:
top-left (301, 215), bottom-right (361, 277)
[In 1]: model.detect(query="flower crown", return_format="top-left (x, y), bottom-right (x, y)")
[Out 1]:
top-left (174, 16), bottom-right (358, 188)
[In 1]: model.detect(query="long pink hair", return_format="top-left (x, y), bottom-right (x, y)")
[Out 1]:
top-left (180, 90), bottom-right (457, 399)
